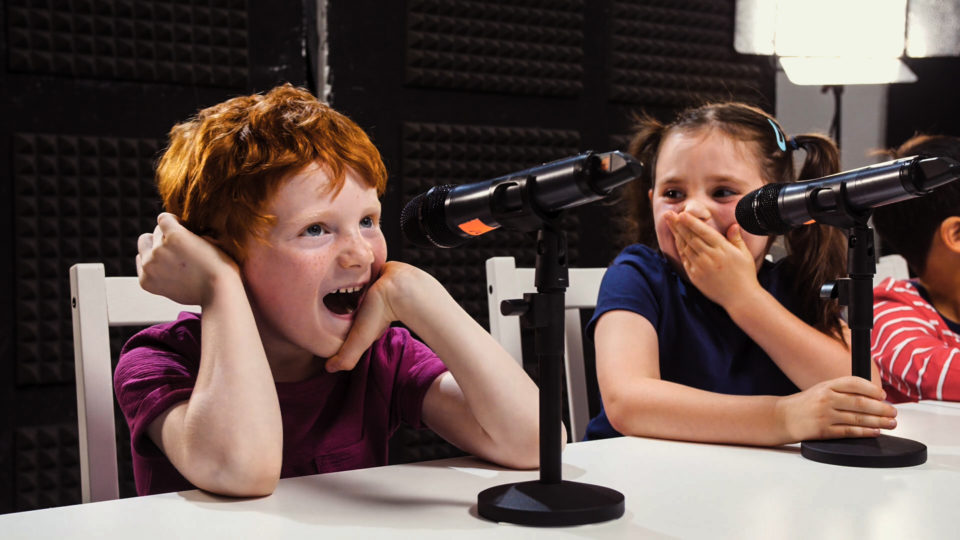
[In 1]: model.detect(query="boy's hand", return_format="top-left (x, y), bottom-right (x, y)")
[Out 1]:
top-left (137, 213), bottom-right (240, 307)
top-left (666, 211), bottom-right (760, 308)
top-left (775, 376), bottom-right (897, 443)
top-left (325, 261), bottom-right (430, 372)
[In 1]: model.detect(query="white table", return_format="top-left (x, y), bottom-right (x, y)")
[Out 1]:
top-left (2, 402), bottom-right (958, 539)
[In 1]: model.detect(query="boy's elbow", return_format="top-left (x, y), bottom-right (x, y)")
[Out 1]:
top-left (187, 448), bottom-right (282, 497)
top-left (482, 423), bottom-right (542, 470)
top-left (509, 420), bottom-right (567, 470)
top-left (236, 470), bottom-right (280, 497)
top-left (507, 448), bottom-right (540, 470)
top-left (507, 430), bottom-right (542, 470)
top-left (202, 463), bottom-right (280, 497)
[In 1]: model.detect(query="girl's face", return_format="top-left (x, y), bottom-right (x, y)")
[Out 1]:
top-left (650, 128), bottom-right (771, 271)
top-left (241, 162), bottom-right (387, 363)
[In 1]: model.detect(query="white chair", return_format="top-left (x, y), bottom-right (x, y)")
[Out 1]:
top-left (70, 263), bottom-right (199, 502)
top-left (874, 254), bottom-right (910, 286)
top-left (486, 257), bottom-right (606, 442)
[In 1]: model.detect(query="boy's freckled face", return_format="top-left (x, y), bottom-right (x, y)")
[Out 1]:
top-left (240, 163), bottom-right (386, 361)
top-left (650, 128), bottom-right (770, 271)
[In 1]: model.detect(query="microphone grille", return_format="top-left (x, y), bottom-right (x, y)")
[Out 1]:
top-left (400, 185), bottom-right (467, 248)
top-left (400, 192), bottom-right (432, 247)
top-left (736, 183), bottom-right (788, 235)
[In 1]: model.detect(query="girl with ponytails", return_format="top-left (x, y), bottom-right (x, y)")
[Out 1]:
top-left (586, 102), bottom-right (897, 445)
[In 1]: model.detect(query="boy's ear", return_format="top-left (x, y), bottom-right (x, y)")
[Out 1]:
top-left (939, 216), bottom-right (960, 254)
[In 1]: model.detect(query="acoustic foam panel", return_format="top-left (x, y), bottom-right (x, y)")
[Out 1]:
top-left (405, 0), bottom-right (584, 96)
top-left (6, 0), bottom-right (248, 87)
top-left (14, 424), bottom-right (80, 511)
top-left (13, 133), bottom-right (163, 385)
top-left (610, 0), bottom-right (768, 106)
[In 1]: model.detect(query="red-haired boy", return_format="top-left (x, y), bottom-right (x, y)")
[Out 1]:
top-left (117, 85), bottom-right (545, 496)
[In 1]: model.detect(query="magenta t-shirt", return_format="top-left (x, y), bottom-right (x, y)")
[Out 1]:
top-left (114, 312), bottom-right (449, 496)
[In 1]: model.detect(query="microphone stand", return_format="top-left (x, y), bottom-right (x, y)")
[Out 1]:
top-left (800, 218), bottom-right (927, 467)
top-left (477, 221), bottom-right (624, 526)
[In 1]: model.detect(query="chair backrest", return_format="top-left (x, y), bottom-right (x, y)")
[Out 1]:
top-left (486, 257), bottom-right (605, 442)
top-left (874, 254), bottom-right (910, 286)
top-left (69, 263), bottom-right (199, 502)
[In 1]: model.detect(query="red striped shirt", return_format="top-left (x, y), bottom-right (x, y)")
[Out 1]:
top-left (872, 278), bottom-right (960, 403)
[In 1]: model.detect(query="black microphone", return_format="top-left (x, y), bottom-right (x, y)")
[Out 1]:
top-left (401, 150), bottom-right (643, 248)
top-left (735, 155), bottom-right (960, 235)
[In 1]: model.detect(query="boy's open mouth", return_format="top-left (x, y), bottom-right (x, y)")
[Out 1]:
top-left (323, 285), bottom-right (365, 315)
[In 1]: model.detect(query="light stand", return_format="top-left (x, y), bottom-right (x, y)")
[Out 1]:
top-left (800, 215), bottom-right (927, 467)
top-left (822, 85), bottom-right (844, 148)
top-left (477, 222), bottom-right (625, 526)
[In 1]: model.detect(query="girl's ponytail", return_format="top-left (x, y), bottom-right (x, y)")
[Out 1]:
top-left (784, 134), bottom-right (847, 342)
top-left (792, 134), bottom-right (840, 182)
top-left (622, 114), bottom-right (668, 249)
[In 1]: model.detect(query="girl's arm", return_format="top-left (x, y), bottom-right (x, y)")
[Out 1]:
top-left (326, 262), bottom-right (549, 469)
top-left (669, 212), bottom-right (879, 390)
top-left (595, 310), bottom-right (896, 445)
top-left (723, 283), bottom-right (883, 389)
top-left (139, 213), bottom-right (283, 496)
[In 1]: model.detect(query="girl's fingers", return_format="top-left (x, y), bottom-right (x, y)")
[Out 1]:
top-left (816, 425), bottom-right (882, 440)
top-left (670, 223), bottom-right (690, 257)
top-left (832, 410), bottom-right (897, 429)
top-left (672, 221), bottom-right (702, 257)
top-left (726, 224), bottom-right (753, 258)
top-left (679, 227), bottom-right (711, 254)
top-left (833, 392), bottom-right (897, 419)
top-left (827, 375), bottom-right (887, 400)
top-left (726, 223), bottom-right (745, 247)
top-left (676, 214), bottom-right (724, 249)
top-left (673, 229), bottom-right (688, 255)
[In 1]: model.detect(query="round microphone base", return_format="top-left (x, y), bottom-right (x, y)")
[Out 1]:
top-left (477, 480), bottom-right (625, 527)
top-left (801, 434), bottom-right (927, 468)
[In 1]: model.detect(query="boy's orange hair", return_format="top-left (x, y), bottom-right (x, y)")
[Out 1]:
top-left (156, 83), bottom-right (387, 261)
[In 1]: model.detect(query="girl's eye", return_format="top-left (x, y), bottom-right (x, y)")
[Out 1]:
top-left (304, 224), bottom-right (327, 237)
top-left (360, 216), bottom-right (375, 228)
top-left (713, 188), bottom-right (738, 198)
top-left (662, 189), bottom-right (684, 200)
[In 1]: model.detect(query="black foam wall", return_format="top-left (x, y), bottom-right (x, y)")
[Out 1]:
top-left (887, 57), bottom-right (960, 144)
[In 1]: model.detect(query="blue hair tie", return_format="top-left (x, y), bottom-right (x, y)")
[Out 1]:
top-left (788, 137), bottom-right (800, 150)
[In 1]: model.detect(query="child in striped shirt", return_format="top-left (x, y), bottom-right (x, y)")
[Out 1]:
top-left (872, 134), bottom-right (960, 402)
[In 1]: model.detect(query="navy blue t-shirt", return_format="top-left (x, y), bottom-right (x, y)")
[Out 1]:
top-left (584, 244), bottom-right (804, 440)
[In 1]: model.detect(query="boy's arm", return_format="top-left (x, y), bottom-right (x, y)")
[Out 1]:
top-left (139, 214), bottom-right (283, 496)
top-left (595, 310), bottom-right (896, 445)
top-left (326, 261), bottom-right (548, 469)
top-left (873, 290), bottom-right (960, 401)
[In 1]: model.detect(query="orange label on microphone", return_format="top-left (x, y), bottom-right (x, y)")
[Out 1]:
top-left (458, 219), bottom-right (498, 236)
